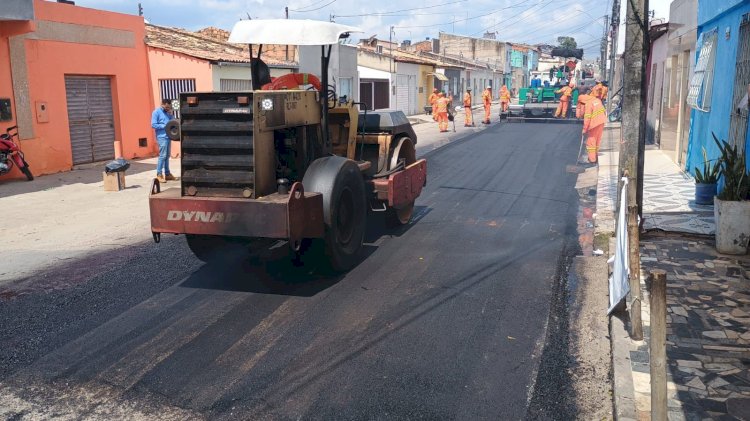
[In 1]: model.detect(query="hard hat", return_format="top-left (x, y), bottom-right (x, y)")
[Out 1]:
top-left (486, 85), bottom-right (491, 89)
top-left (466, 87), bottom-right (472, 91)
top-left (602, 81), bottom-right (609, 86)
top-left (433, 88), bottom-right (438, 92)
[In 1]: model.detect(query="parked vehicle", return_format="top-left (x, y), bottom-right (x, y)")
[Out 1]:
top-left (0, 125), bottom-right (33, 181)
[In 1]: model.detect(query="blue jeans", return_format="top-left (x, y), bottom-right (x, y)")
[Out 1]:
top-left (156, 136), bottom-right (171, 175)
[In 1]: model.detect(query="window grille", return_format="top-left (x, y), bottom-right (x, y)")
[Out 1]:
top-left (220, 78), bottom-right (251, 92)
top-left (729, 14), bottom-right (750, 150)
top-left (686, 30), bottom-right (718, 111)
top-left (159, 79), bottom-right (196, 118)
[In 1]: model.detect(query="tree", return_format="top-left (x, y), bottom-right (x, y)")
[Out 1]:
top-left (556, 36), bottom-right (577, 49)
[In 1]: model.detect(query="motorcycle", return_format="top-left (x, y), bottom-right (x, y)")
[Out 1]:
top-left (607, 88), bottom-right (622, 123)
top-left (0, 125), bottom-right (33, 181)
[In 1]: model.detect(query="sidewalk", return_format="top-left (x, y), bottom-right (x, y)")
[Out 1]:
top-left (0, 106), bottom-right (501, 286)
top-left (595, 123), bottom-right (750, 420)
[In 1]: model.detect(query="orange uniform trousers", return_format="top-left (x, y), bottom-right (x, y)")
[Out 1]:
top-left (483, 104), bottom-right (491, 123)
top-left (555, 98), bottom-right (570, 118)
top-left (438, 112), bottom-right (449, 132)
top-left (500, 100), bottom-right (509, 112)
top-left (464, 106), bottom-right (473, 125)
top-left (585, 124), bottom-right (604, 163)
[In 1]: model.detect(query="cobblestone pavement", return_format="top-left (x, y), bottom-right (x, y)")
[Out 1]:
top-left (632, 233), bottom-right (750, 420)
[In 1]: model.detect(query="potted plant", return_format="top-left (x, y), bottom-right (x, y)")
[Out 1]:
top-left (694, 147), bottom-right (720, 205)
top-left (713, 132), bottom-right (750, 254)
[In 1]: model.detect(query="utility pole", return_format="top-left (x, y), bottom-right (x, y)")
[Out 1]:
top-left (607, 0), bottom-right (620, 113)
top-left (389, 26), bottom-right (394, 74)
top-left (285, 7), bottom-right (289, 61)
top-left (618, 0), bottom-right (649, 340)
top-left (138, 2), bottom-right (143, 16)
top-left (601, 14), bottom-right (609, 78)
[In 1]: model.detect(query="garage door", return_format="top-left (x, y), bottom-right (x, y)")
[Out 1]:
top-left (396, 75), bottom-right (410, 115)
top-left (65, 76), bottom-right (116, 165)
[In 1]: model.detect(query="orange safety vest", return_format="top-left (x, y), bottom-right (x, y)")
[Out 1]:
top-left (583, 96), bottom-right (606, 131)
top-left (556, 86), bottom-right (573, 101)
top-left (482, 90), bottom-right (492, 105)
top-left (463, 93), bottom-right (472, 107)
top-left (576, 94), bottom-right (593, 119)
top-left (499, 87), bottom-right (510, 102)
top-left (436, 97), bottom-right (449, 113)
top-left (429, 93), bottom-right (438, 105)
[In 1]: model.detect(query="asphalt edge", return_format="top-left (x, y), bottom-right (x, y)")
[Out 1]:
top-left (596, 121), bottom-right (638, 421)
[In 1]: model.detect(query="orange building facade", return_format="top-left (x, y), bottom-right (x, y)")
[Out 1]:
top-left (0, 0), bottom-right (155, 180)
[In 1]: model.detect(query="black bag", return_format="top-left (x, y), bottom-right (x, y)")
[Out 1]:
top-left (104, 157), bottom-right (130, 173)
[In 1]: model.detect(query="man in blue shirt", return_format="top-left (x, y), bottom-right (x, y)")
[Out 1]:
top-left (151, 99), bottom-right (177, 183)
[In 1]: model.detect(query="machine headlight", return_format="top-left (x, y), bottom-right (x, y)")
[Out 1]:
top-left (261, 98), bottom-right (274, 111)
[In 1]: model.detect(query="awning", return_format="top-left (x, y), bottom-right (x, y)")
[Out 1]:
top-left (358, 66), bottom-right (392, 80)
top-left (427, 72), bottom-right (449, 82)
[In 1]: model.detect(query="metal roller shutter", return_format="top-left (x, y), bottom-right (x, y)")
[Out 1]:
top-left (65, 76), bottom-right (116, 165)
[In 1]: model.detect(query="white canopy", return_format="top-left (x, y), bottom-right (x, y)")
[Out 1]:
top-left (228, 19), bottom-right (362, 45)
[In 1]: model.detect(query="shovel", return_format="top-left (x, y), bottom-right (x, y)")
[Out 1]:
top-left (565, 132), bottom-right (588, 174)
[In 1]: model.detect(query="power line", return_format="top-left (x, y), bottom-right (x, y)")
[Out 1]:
top-left (333, 0), bottom-right (467, 18)
top-left (469, 0), bottom-right (555, 36)
top-left (288, 0), bottom-right (329, 12)
top-left (291, 0), bottom-right (336, 13)
top-left (392, 3), bottom-right (531, 29)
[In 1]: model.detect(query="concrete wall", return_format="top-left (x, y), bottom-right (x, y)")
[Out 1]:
top-left (300, 44), bottom-right (359, 102)
top-left (0, 0), bottom-right (34, 20)
top-left (148, 47), bottom-right (213, 157)
top-left (686, 1), bottom-right (750, 172)
top-left (211, 64), bottom-right (250, 91)
top-left (0, 0), bottom-right (153, 178)
top-left (439, 33), bottom-right (505, 70)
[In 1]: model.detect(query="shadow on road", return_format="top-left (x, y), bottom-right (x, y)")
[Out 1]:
top-left (179, 206), bottom-right (431, 297)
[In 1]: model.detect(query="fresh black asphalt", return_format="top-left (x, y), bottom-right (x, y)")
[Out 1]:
top-left (0, 121), bottom-right (584, 419)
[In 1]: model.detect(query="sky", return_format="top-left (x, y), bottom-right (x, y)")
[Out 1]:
top-left (72, 0), bottom-right (659, 59)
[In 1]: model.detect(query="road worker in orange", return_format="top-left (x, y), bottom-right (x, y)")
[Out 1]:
top-left (554, 81), bottom-right (574, 119)
top-left (498, 85), bottom-right (510, 113)
top-left (600, 81), bottom-right (609, 105)
top-left (578, 87), bottom-right (607, 164)
top-left (463, 88), bottom-right (474, 126)
top-left (590, 80), bottom-right (604, 99)
top-left (429, 88), bottom-right (439, 121)
top-left (436, 92), bottom-right (450, 132)
top-left (482, 86), bottom-right (492, 124)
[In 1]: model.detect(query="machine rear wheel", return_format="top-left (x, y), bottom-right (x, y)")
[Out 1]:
top-left (303, 156), bottom-right (367, 271)
top-left (385, 136), bottom-right (416, 226)
top-left (185, 234), bottom-right (247, 262)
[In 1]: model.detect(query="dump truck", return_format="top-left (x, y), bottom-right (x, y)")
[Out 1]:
top-left (149, 20), bottom-right (427, 271)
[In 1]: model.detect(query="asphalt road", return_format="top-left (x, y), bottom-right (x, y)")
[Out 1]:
top-left (0, 121), bottom-right (584, 420)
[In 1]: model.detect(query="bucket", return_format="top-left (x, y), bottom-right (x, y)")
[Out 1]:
top-left (695, 183), bottom-right (716, 205)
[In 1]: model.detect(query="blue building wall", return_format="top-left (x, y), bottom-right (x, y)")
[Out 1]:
top-left (685, 0), bottom-right (750, 173)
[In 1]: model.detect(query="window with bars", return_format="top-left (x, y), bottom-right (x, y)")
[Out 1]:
top-left (729, 13), bottom-right (750, 150)
top-left (159, 79), bottom-right (196, 118)
top-left (220, 78), bottom-right (252, 92)
top-left (686, 30), bottom-right (718, 112)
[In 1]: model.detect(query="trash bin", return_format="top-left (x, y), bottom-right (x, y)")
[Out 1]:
top-left (103, 157), bottom-right (129, 191)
